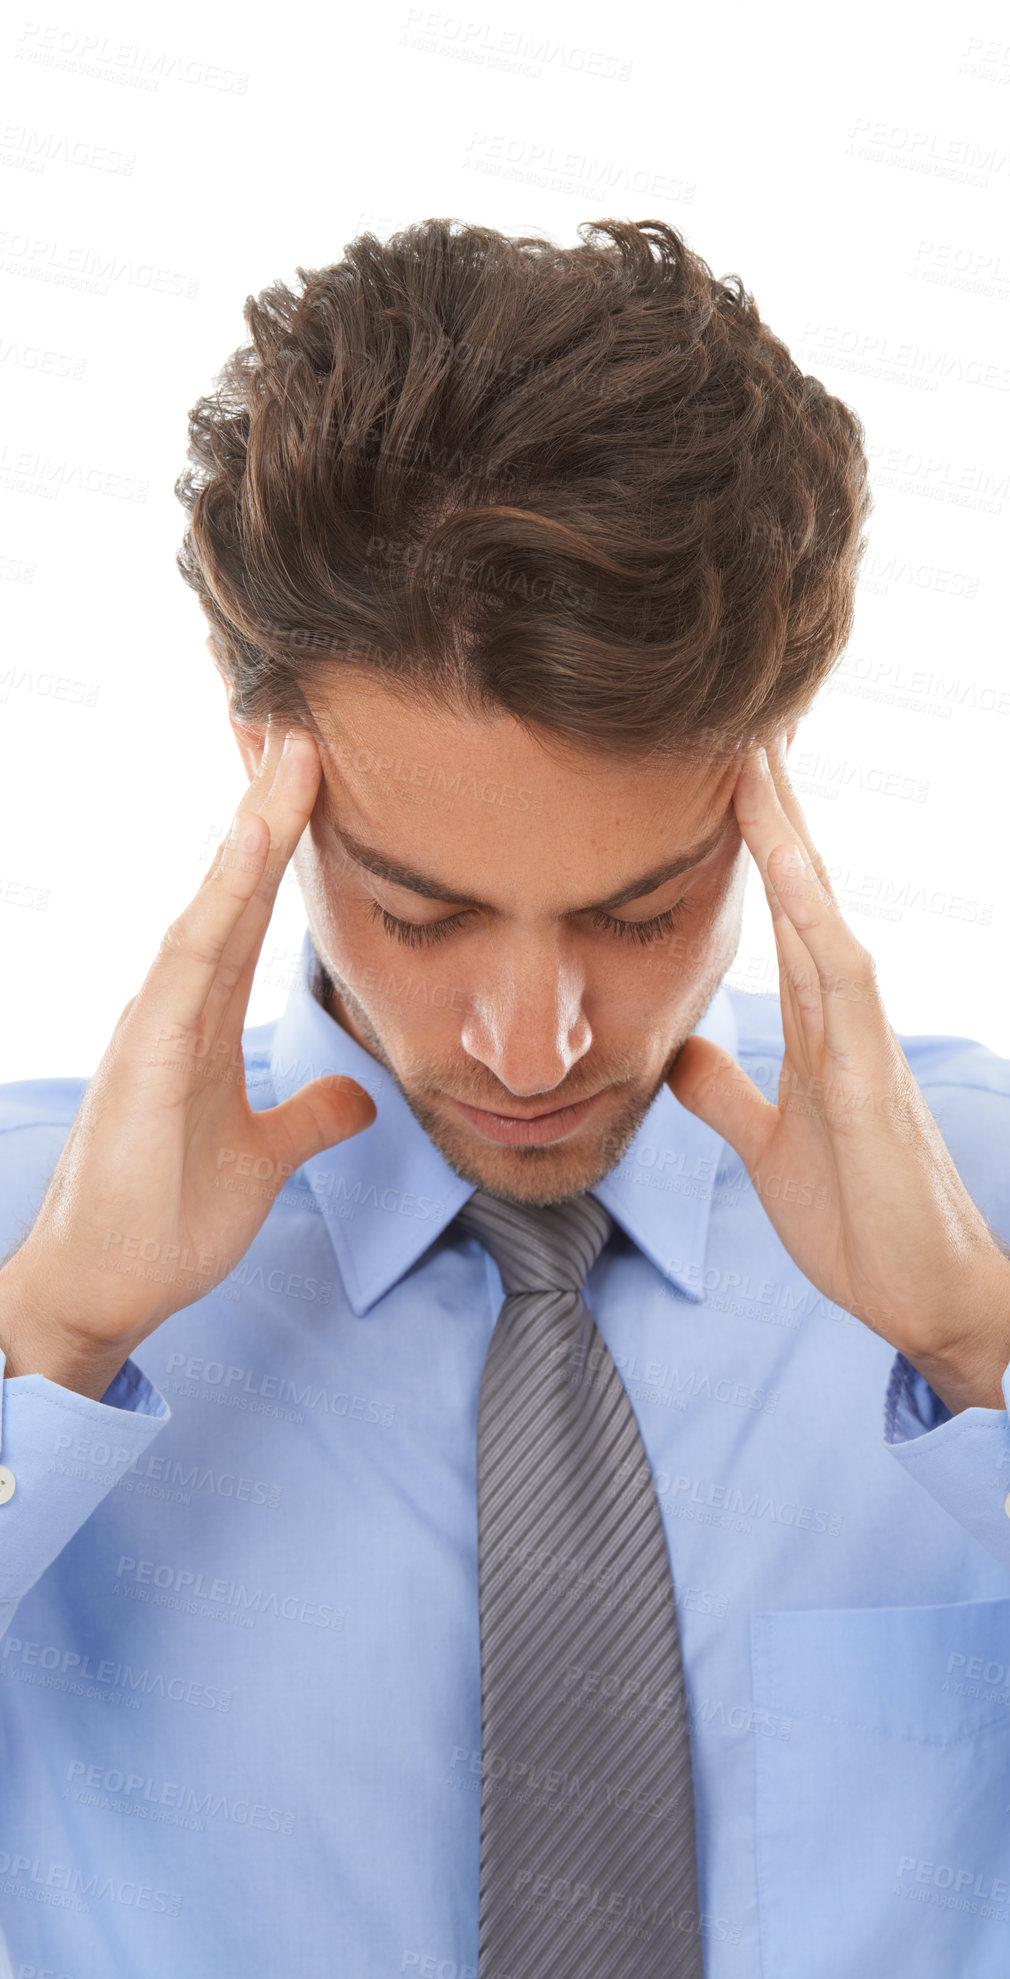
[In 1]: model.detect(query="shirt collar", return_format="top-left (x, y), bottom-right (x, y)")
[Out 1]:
top-left (269, 926), bottom-right (739, 1315)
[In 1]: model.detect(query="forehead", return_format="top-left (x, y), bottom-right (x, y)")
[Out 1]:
top-left (302, 675), bottom-right (744, 917)
top-left (308, 671), bottom-right (738, 833)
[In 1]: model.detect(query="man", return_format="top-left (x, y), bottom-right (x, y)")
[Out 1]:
top-left (0, 216), bottom-right (1008, 1979)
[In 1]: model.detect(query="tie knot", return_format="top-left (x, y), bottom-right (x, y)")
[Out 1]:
top-left (455, 1187), bottom-right (614, 1295)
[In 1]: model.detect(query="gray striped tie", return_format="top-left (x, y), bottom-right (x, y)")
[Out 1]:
top-left (457, 1187), bottom-right (705, 1978)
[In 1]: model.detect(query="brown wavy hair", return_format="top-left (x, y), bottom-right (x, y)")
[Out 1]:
top-left (174, 216), bottom-right (872, 764)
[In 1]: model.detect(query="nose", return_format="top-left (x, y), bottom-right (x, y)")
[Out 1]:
top-left (459, 935), bottom-right (593, 1098)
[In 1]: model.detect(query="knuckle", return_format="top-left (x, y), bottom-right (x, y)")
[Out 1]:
top-left (158, 918), bottom-right (221, 970)
top-left (214, 961), bottom-right (243, 997)
top-left (158, 919), bottom-right (184, 956)
top-left (851, 945), bottom-right (878, 992)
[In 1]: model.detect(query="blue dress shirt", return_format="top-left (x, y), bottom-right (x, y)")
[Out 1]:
top-left (1, 923), bottom-right (1010, 1978)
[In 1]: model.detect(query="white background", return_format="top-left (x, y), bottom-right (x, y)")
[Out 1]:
top-left (1, 0), bottom-right (1008, 1084)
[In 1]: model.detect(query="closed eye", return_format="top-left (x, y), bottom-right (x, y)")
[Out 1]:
top-left (366, 897), bottom-right (691, 949)
top-left (589, 901), bottom-right (690, 944)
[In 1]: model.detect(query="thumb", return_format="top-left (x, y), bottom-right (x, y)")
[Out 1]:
top-left (260, 1074), bottom-right (377, 1176)
top-left (666, 1035), bottom-right (777, 1175)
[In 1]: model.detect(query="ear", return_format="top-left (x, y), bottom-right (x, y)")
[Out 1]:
top-left (229, 719), bottom-right (268, 785)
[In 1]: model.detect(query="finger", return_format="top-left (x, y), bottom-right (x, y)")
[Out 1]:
top-left (195, 725), bottom-right (325, 1043)
top-left (254, 1073), bottom-right (378, 1177)
top-left (736, 749), bottom-right (887, 1065)
top-left (193, 927), bottom-right (264, 1078)
top-left (668, 1034), bottom-right (779, 1174)
top-left (764, 734), bottom-right (834, 896)
top-left (197, 713), bottom-right (287, 894)
top-left (735, 747), bottom-right (837, 943)
top-left (144, 723), bottom-right (321, 1037)
top-left (733, 755), bottom-right (826, 1071)
top-left (765, 870), bottom-right (826, 1075)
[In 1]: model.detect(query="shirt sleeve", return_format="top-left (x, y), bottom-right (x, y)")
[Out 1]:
top-left (883, 1347), bottom-right (1010, 1572)
top-left (0, 1345), bottom-right (171, 1616)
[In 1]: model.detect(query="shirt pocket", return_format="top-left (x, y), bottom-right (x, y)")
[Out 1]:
top-left (750, 1597), bottom-right (1010, 1979)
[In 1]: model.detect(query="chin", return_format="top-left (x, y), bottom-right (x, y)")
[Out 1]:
top-left (411, 1087), bottom-right (658, 1209)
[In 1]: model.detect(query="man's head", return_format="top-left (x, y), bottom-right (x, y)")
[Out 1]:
top-left (177, 213), bottom-right (867, 1200)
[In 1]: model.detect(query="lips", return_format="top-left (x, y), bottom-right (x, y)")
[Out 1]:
top-left (467, 1090), bottom-right (602, 1121)
top-left (441, 1088), bottom-right (608, 1148)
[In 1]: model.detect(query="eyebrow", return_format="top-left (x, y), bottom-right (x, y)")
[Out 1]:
top-left (329, 808), bottom-right (733, 916)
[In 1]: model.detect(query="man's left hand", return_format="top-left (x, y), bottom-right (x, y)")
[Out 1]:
top-left (667, 734), bottom-right (1010, 1415)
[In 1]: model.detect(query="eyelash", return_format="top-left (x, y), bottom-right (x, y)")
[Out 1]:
top-left (366, 896), bottom-right (691, 950)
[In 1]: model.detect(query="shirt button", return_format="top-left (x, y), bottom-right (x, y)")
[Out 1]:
top-left (1004, 1490), bottom-right (1010, 1520)
top-left (0, 1467), bottom-right (15, 1504)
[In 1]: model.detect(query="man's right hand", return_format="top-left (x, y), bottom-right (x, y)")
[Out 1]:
top-left (0, 716), bottom-right (376, 1402)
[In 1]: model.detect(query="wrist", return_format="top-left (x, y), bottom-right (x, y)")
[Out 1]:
top-left (907, 1254), bottom-right (1010, 1415)
top-left (0, 1253), bottom-right (132, 1403)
